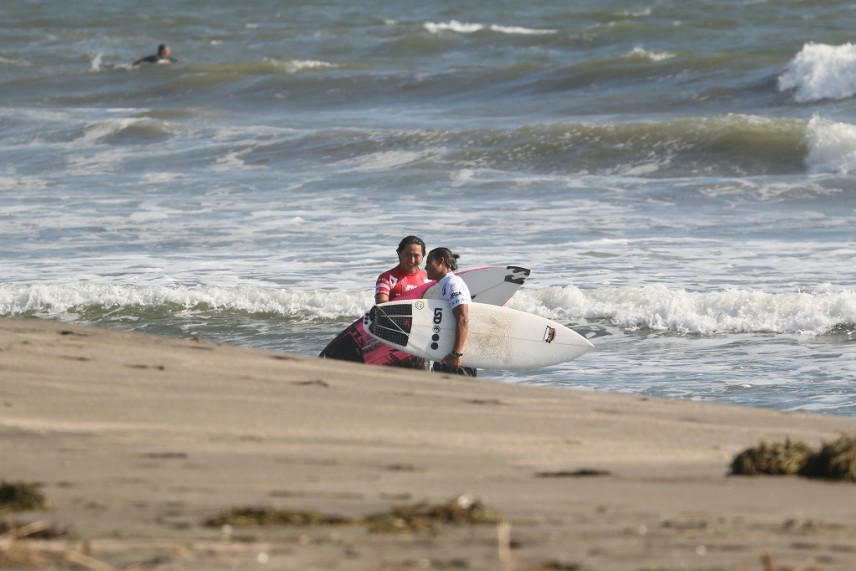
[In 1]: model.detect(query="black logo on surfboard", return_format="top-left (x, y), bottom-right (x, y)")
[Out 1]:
top-left (504, 266), bottom-right (530, 285)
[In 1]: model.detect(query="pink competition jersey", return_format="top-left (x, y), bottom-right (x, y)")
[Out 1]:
top-left (375, 267), bottom-right (429, 300)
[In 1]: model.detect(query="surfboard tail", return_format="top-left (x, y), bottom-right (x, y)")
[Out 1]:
top-left (365, 304), bottom-right (414, 350)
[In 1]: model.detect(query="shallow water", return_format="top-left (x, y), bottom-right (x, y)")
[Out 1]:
top-left (2, 0), bottom-right (855, 415)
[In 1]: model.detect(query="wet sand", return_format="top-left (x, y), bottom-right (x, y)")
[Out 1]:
top-left (2, 317), bottom-right (855, 570)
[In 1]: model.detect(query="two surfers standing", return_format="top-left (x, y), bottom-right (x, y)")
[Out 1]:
top-left (375, 236), bottom-right (474, 376)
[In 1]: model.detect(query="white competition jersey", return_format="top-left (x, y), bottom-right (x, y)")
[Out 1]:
top-left (437, 272), bottom-right (471, 310)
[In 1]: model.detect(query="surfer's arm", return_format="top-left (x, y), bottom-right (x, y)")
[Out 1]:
top-left (375, 274), bottom-right (392, 304)
top-left (442, 304), bottom-right (469, 368)
top-left (132, 55), bottom-right (157, 66)
top-left (374, 279), bottom-right (390, 304)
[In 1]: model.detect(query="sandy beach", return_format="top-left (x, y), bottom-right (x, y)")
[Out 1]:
top-left (2, 317), bottom-right (856, 571)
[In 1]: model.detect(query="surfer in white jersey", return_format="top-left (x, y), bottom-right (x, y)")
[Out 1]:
top-left (424, 247), bottom-right (476, 377)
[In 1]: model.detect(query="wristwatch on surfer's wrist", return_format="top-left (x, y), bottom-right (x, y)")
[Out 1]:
top-left (450, 351), bottom-right (463, 358)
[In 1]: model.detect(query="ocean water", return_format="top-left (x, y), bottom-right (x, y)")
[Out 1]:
top-left (1, 0), bottom-right (854, 416)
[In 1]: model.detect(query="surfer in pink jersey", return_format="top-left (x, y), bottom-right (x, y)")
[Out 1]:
top-left (425, 247), bottom-right (476, 377)
top-left (374, 235), bottom-right (430, 370)
top-left (374, 235), bottom-right (429, 304)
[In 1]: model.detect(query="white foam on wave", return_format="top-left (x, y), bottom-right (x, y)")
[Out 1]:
top-left (0, 282), bottom-right (370, 322)
top-left (4, 282), bottom-right (853, 336)
top-left (208, 123), bottom-right (297, 143)
top-left (77, 118), bottom-right (141, 143)
top-left (424, 21), bottom-right (556, 35)
top-left (75, 116), bottom-right (175, 143)
top-left (213, 147), bottom-right (257, 171)
top-left (0, 174), bottom-right (50, 191)
top-left (624, 46), bottom-right (675, 62)
top-left (66, 148), bottom-right (128, 175)
top-left (507, 284), bottom-right (856, 336)
top-left (490, 25), bottom-right (557, 35)
top-left (333, 150), bottom-right (427, 172)
top-left (620, 8), bottom-right (652, 17)
top-left (141, 172), bottom-right (186, 183)
top-left (804, 115), bottom-right (856, 173)
top-left (425, 20), bottom-right (484, 34)
top-left (778, 42), bottom-right (856, 103)
top-left (263, 58), bottom-right (337, 73)
top-left (0, 56), bottom-right (30, 66)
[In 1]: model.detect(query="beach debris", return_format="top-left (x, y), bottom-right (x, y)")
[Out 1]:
top-left (141, 451), bottom-right (188, 459)
top-left (0, 544), bottom-right (48, 569)
top-left (803, 434), bottom-right (856, 481)
top-left (730, 438), bottom-right (814, 476)
top-left (363, 494), bottom-right (502, 534)
top-left (527, 563), bottom-right (582, 571)
top-left (384, 558), bottom-right (470, 569)
top-left (0, 520), bottom-right (66, 540)
top-left (0, 546), bottom-right (116, 571)
top-left (294, 379), bottom-right (329, 387)
top-left (0, 521), bottom-right (70, 569)
top-left (204, 507), bottom-right (352, 527)
top-left (0, 482), bottom-right (49, 513)
top-left (761, 550), bottom-right (823, 571)
top-left (534, 469), bottom-right (611, 478)
top-left (465, 398), bottom-right (506, 406)
top-left (203, 495), bottom-right (503, 535)
top-left (731, 434), bottom-right (856, 482)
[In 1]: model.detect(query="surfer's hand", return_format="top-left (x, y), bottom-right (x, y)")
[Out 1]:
top-left (443, 353), bottom-right (462, 367)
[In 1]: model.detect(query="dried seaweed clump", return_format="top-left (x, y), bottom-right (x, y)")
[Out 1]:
top-left (731, 434), bottom-right (856, 482)
top-left (204, 507), bottom-right (352, 527)
top-left (0, 482), bottom-right (49, 513)
top-left (203, 495), bottom-right (502, 534)
top-left (730, 439), bottom-right (814, 476)
top-left (364, 495), bottom-right (502, 534)
top-left (805, 434), bottom-right (856, 482)
top-left (0, 520), bottom-right (66, 539)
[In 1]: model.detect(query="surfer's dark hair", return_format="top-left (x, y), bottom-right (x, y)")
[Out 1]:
top-left (397, 235), bottom-right (426, 255)
top-left (427, 247), bottom-right (459, 271)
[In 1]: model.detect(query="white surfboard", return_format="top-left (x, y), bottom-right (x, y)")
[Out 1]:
top-left (363, 299), bottom-right (594, 370)
top-left (440, 265), bottom-right (529, 306)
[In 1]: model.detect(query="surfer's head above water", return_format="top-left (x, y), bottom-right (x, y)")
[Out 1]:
top-left (133, 43), bottom-right (177, 66)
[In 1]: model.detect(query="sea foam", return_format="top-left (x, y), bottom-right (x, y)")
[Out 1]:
top-left (778, 42), bottom-right (856, 103)
top-left (424, 21), bottom-right (556, 35)
top-left (3, 282), bottom-right (853, 337)
top-left (804, 116), bottom-right (856, 173)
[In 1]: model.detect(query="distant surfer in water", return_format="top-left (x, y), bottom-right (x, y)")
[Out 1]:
top-left (424, 247), bottom-right (476, 377)
top-left (133, 44), bottom-right (177, 66)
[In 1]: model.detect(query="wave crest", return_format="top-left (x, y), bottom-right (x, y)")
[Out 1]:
top-left (424, 20), bottom-right (556, 35)
top-left (4, 282), bottom-right (854, 337)
top-left (778, 42), bottom-right (856, 103)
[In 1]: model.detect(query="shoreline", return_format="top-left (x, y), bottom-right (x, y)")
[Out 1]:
top-left (2, 317), bottom-right (856, 570)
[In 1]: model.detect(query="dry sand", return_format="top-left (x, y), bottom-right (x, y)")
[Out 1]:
top-left (2, 317), bottom-right (856, 571)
